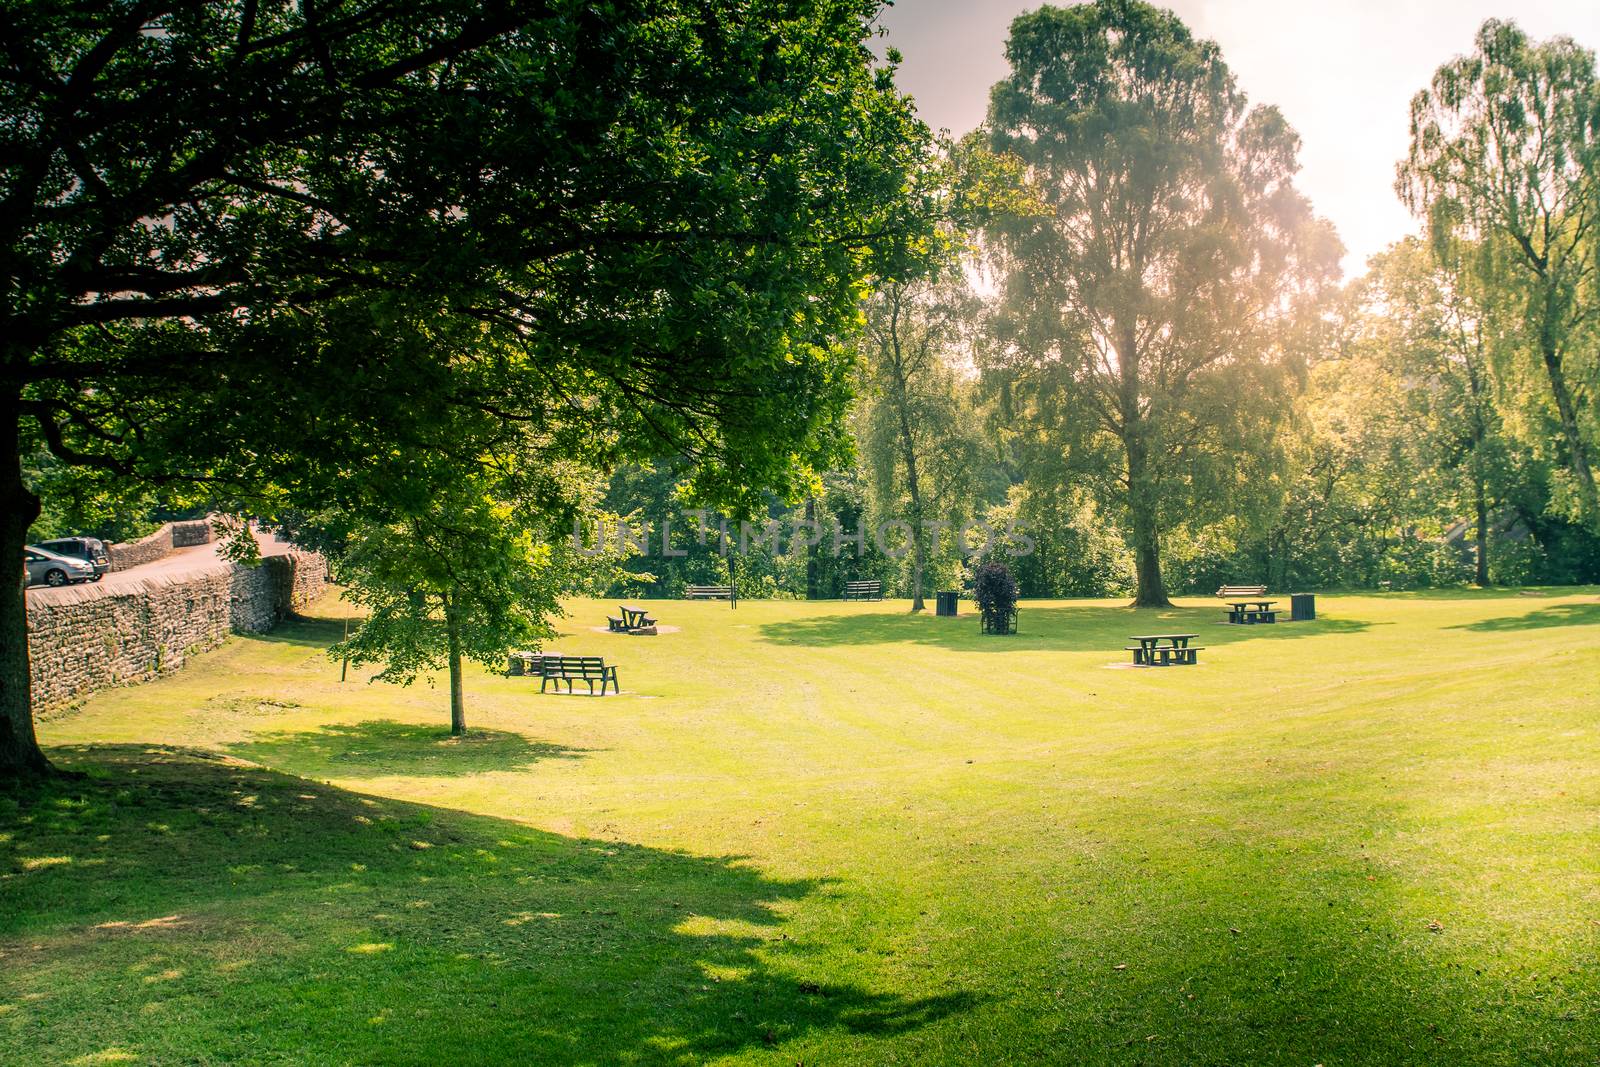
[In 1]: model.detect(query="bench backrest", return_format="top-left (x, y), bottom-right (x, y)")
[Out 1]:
top-left (686, 585), bottom-right (732, 595)
top-left (845, 580), bottom-right (880, 590)
top-left (1216, 584), bottom-right (1267, 596)
top-left (541, 655), bottom-right (610, 677)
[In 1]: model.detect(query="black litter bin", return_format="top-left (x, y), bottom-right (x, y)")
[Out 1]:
top-left (936, 590), bottom-right (959, 617)
top-left (1290, 593), bottom-right (1316, 621)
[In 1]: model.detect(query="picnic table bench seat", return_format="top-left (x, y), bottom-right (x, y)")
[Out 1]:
top-left (842, 580), bottom-right (883, 601)
top-left (538, 654), bottom-right (620, 695)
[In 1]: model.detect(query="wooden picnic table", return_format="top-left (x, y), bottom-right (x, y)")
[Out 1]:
top-left (1125, 633), bottom-right (1203, 666)
top-left (620, 604), bottom-right (651, 629)
top-left (1225, 599), bottom-right (1278, 625)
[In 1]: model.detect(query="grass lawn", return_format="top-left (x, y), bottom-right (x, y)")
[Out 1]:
top-left (4, 590), bottom-right (1599, 1064)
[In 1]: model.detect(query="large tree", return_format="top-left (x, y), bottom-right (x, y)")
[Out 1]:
top-left (982, 0), bottom-right (1339, 605)
top-left (1398, 19), bottom-right (1600, 522)
top-left (1, 0), bottom-right (939, 779)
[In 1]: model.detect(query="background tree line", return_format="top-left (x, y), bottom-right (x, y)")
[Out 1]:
top-left (593, 5), bottom-right (1600, 604)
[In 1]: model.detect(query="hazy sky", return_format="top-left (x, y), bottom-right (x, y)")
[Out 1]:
top-left (877, 0), bottom-right (1600, 278)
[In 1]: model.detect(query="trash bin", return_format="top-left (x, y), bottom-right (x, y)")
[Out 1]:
top-left (1290, 593), bottom-right (1316, 621)
top-left (936, 590), bottom-right (959, 617)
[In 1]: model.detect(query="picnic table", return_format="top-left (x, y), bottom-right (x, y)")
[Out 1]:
top-left (1225, 599), bottom-right (1278, 625)
top-left (608, 604), bottom-right (657, 633)
top-left (1125, 633), bottom-right (1203, 666)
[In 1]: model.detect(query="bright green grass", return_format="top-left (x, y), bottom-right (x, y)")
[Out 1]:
top-left (4, 591), bottom-right (1599, 1064)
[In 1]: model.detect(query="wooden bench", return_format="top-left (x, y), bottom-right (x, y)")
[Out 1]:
top-left (538, 654), bottom-right (620, 695)
top-left (842, 580), bottom-right (882, 601)
top-left (685, 585), bottom-right (736, 605)
top-left (1125, 634), bottom-right (1204, 666)
top-left (1216, 584), bottom-right (1268, 598)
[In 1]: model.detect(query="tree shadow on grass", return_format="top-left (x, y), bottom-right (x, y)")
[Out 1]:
top-left (758, 604), bottom-right (1371, 652)
top-left (1, 746), bottom-right (975, 1065)
top-left (226, 720), bottom-right (586, 779)
top-left (248, 614), bottom-right (350, 648)
top-left (1449, 601), bottom-right (1600, 632)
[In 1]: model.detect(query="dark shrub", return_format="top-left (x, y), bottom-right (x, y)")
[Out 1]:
top-left (973, 562), bottom-right (1018, 634)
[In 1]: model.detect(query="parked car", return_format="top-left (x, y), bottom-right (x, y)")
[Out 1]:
top-left (23, 546), bottom-right (98, 588)
top-left (36, 536), bottom-right (109, 580)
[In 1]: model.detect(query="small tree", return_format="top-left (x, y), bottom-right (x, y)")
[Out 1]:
top-left (859, 276), bottom-right (990, 611)
top-left (973, 562), bottom-right (1019, 635)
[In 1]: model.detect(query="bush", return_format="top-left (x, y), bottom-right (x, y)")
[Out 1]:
top-left (973, 562), bottom-right (1019, 634)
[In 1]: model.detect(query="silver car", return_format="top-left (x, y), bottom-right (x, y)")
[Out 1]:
top-left (23, 546), bottom-right (97, 588)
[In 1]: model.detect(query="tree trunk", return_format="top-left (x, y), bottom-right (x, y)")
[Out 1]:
top-left (1465, 355), bottom-right (1491, 586)
top-left (901, 438), bottom-right (926, 612)
top-left (1474, 469), bottom-right (1490, 586)
top-left (1537, 334), bottom-right (1599, 519)
top-left (444, 591), bottom-right (466, 736)
top-left (885, 289), bottom-right (927, 613)
top-left (804, 497), bottom-right (819, 600)
top-left (1, 393), bottom-right (50, 780)
top-left (1124, 429), bottom-right (1171, 608)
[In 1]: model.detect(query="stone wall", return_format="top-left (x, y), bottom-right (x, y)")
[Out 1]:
top-left (106, 525), bottom-right (173, 572)
top-left (106, 519), bottom-right (214, 571)
top-left (171, 520), bottom-right (213, 548)
top-left (26, 551), bottom-right (326, 712)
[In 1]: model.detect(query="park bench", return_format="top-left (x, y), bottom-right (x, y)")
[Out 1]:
top-left (538, 654), bottom-right (620, 695)
top-left (685, 584), bottom-right (736, 604)
top-left (842, 580), bottom-right (883, 601)
top-left (1216, 584), bottom-right (1268, 597)
top-left (1125, 633), bottom-right (1204, 666)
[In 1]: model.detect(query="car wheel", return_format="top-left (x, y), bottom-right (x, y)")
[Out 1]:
top-left (91, 574), bottom-right (104, 582)
top-left (45, 569), bottom-right (68, 587)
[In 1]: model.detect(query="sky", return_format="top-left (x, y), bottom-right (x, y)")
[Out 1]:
top-left (877, 0), bottom-right (1600, 279)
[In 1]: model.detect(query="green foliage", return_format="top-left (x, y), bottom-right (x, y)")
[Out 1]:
top-left (1398, 18), bottom-right (1600, 520)
top-left (984, 486), bottom-right (1131, 598)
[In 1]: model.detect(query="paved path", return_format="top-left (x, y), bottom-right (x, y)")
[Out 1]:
top-left (27, 529), bottom-right (295, 604)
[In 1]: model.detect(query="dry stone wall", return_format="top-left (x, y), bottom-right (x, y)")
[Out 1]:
top-left (106, 519), bottom-right (215, 571)
top-left (171, 520), bottom-right (212, 548)
top-left (106, 525), bottom-right (174, 571)
top-left (27, 552), bottom-right (326, 712)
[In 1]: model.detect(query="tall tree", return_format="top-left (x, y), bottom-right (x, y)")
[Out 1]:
top-left (1, 0), bottom-right (940, 779)
top-left (858, 276), bottom-right (989, 610)
top-left (1398, 19), bottom-right (1600, 521)
top-left (982, 0), bottom-right (1339, 606)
